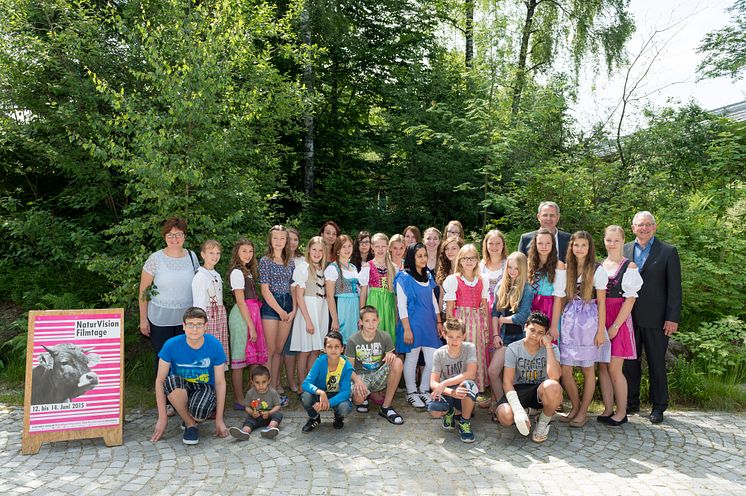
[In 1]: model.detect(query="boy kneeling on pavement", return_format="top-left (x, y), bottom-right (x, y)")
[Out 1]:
top-left (496, 311), bottom-right (562, 443)
top-left (151, 307), bottom-right (228, 445)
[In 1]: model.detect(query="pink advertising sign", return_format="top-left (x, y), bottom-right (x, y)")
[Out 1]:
top-left (24, 310), bottom-right (124, 438)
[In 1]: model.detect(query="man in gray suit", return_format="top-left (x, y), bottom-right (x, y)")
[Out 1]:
top-left (623, 211), bottom-right (682, 424)
top-left (517, 201), bottom-right (571, 263)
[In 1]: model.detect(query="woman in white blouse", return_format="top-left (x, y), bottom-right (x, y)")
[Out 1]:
top-left (597, 225), bottom-right (643, 427)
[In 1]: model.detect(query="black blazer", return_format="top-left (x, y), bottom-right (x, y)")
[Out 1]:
top-left (518, 229), bottom-right (571, 263)
top-left (623, 238), bottom-right (682, 329)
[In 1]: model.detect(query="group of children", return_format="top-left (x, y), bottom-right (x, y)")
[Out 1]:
top-left (150, 220), bottom-right (642, 446)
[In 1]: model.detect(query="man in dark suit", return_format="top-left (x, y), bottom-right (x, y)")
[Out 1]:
top-left (623, 211), bottom-right (682, 424)
top-left (517, 201), bottom-right (572, 262)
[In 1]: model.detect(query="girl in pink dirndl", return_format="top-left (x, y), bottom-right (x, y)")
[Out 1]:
top-left (598, 225), bottom-right (642, 426)
top-left (227, 239), bottom-right (267, 409)
top-left (444, 244), bottom-right (490, 398)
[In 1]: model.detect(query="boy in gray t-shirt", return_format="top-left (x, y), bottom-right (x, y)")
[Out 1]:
top-left (428, 318), bottom-right (478, 443)
top-left (496, 312), bottom-right (562, 443)
top-left (228, 365), bottom-right (283, 441)
top-left (346, 306), bottom-right (404, 425)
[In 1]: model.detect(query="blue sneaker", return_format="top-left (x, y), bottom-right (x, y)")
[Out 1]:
top-left (457, 418), bottom-right (475, 443)
top-left (441, 408), bottom-right (455, 431)
top-left (182, 425), bottom-right (199, 445)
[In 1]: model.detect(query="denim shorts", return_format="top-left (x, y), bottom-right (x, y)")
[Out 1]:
top-left (260, 292), bottom-right (293, 321)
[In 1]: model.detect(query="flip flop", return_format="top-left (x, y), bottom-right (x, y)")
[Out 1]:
top-left (234, 403), bottom-right (246, 411)
top-left (356, 400), bottom-right (370, 413)
top-left (379, 406), bottom-right (404, 425)
top-left (559, 412), bottom-right (577, 423)
top-left (569, 417), bottom-right (588, 428)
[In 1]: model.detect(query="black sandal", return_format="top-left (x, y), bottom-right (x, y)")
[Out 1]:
top-left (379, 406), bottom-right (404, 425)
top-left (356, 399), bottom-right (370, 413)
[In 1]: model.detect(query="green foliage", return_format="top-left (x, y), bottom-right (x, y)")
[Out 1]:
top-left (697, 0), bottom-right (746, 81)
top-left (668, 358), bottom-right (709, 404)
top-left (675, 317), bottom-right (746, 377)
top-left (0, 326), bottom-right (26, 378)
top-left (1, 0), bottom-right (306, 309)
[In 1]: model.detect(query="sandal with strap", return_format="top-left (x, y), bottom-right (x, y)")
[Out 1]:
top-left (356, 399), bottom-right (370, 413)
top-left (379, 406), bottom-right (404, 425)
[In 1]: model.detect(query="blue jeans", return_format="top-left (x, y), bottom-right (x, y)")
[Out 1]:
top-left (300, 391), bottom-right (353, 418)
top-left (427, 379), bottom-right (478, 413)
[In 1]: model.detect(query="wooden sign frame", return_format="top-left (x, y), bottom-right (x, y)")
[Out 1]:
top-left (22, 308), bottom-right (125, 455)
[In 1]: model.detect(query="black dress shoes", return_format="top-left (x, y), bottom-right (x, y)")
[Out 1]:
top-left (649, 410), bottom-right (664, 424)
top-left (607, 415), bottom-right (628, 426)
top-left (596, 414), bottom-right (612, 424)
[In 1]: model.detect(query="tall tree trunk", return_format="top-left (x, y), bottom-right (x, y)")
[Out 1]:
top-left (465, 0), bottom-right (474, 67)
top-left (511, 0), bottom-right (537, 116)
top-left (301, 0), bottom-right (315, 196)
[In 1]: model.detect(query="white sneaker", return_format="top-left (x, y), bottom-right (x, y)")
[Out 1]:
top-left (407, 392), bottom-right (426, 408)
top-left (260, 426), bottom-right (279, 439)
top-left (418, 391), bottom-right (432, 407)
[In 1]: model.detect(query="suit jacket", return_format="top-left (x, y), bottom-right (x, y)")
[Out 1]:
top-left (623, 238), bottom-right (682, 329)
top-left (518, 229), bottom-right (571, 263)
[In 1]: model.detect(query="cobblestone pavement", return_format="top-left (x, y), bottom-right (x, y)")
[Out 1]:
top-left (1, 405), bottom-right (744, 495)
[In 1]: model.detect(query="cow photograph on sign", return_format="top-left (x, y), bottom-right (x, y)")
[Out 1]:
top-left (22, 310), bottom-right (124, 454)
top-left (31, 343), bottom-right (101, 406)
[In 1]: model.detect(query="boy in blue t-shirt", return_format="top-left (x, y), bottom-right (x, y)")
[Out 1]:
top-left (151, 307), bottom-right (228, 445)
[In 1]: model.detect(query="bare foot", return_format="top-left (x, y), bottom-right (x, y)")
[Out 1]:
top-left (559, 409), bottom-right (579, 423)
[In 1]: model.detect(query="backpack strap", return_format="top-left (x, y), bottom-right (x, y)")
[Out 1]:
top-left (188, 250), bottom-right (199, 274)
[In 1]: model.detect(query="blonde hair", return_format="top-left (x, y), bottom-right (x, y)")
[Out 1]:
top-left (371, 233), bottom-right (396, 291)
top-left (444, 220), bottom-right (464, 240)
top-left (304, 236), bottom-right (326, 268)
top-left (389, 233), bottom-right (405, 248)
top-left (454, 244), bottom-right (479, 278)
top-left (424, 227), bottom-right (441, 240)
top-left (200, 239), bottom-right (222, 253)
top-left (481, 229), bottom-right (508, 264)
top-left (565, 231), bottom-right (597, 302)
top-left (604, 225), bottom-right (625, 237)
top-left (496, 252), bottom-right (528, 312)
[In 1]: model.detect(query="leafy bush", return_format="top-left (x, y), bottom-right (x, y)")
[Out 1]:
top-left (675, 316), bottom-right (746, 376)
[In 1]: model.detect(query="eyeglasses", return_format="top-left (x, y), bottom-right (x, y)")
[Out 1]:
top-left (634, 223), bottom-right (655, 228)
top-left (461, 256), bottom-right (478, 262)
top-left (166, 232), bottom-right (185, 239)
top-left (447, 230), bottom-right (460, 235)
top-left (184, 323), bottom-right (205, 329)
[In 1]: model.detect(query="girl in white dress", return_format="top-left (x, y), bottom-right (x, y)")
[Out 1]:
top-left (290, 236), bottom-right (329, 384)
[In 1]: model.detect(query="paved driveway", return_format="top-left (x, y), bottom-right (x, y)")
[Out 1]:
top-left (1, 406), bottom-right (744, 495)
